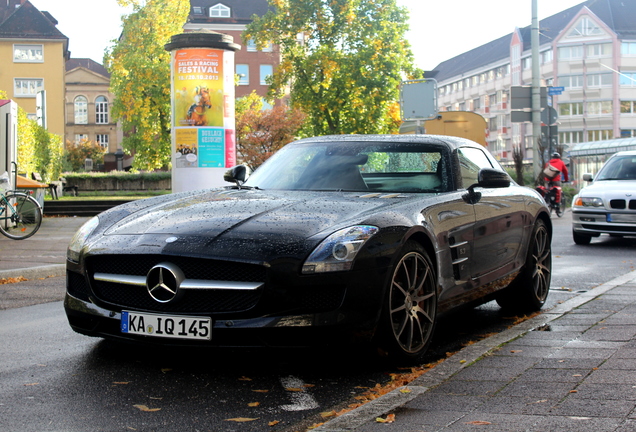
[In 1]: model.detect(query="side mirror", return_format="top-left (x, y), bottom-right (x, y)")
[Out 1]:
top-left (477, 168), bottom-right (511, 188)
top-left (583, 173), bottom-right (593, 182)
top-left (224, 165), bottom-right (251, 187)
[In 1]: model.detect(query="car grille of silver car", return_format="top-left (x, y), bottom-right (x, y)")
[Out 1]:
top-left (83, 255), bottom-right (266, 313)
top-left (610, 199), bottom-right (636, 210)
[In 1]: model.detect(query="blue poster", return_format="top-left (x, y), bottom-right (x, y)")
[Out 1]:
top-left (198, 128), bottom-right (225, 167)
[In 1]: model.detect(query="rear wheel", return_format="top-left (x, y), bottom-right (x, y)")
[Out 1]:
top-left (496, 219), bottom-right (551, 312)
top-left (0, 193), bottom-right (42, 240)
top-left (376, 241), bottom-right (437, 365)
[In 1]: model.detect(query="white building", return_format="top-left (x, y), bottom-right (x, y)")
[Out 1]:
top-left (428, 0), bottom-right (636, 183)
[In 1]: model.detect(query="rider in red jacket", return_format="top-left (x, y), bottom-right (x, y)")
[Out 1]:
top-left (544, 152), bottom-right (569, 185)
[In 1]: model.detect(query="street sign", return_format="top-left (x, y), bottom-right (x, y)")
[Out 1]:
top-left (548, 86), bottom-right (564, 95)
top-left (511, 111), bottom-right (532, 123)
top-left (541, 106), bottom-right (558, 125)
top-left (400, 79), bottom-right (438, 121)
top-left (510, 86), bottom-right (547, 110)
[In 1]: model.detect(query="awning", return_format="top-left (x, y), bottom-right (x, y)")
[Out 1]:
top-left (570, 137), bottom-right (636, 157)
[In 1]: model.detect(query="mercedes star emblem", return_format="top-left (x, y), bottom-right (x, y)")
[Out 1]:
top-left (146, 262), bottom-right (185, 303)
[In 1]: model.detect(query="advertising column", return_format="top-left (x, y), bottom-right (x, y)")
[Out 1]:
top-left (165, 32), bottom-right (240, 192)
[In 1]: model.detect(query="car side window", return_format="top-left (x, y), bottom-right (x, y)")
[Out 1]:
top-left (457, 147), bottom-right (494, 188)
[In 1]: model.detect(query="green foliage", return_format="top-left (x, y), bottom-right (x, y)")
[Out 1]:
top-left (244, 0), bottom-right (417, 136)
top-left (236, 92), bottom-right (306, 170)
top-left (64, 139), bottom-right (107, 171)
top-left (62, 170), bottom-right (170, 182)
top-left (16, 107), bottom-right (63, 182)
top-left (105, 0), bottom-right (190, 171)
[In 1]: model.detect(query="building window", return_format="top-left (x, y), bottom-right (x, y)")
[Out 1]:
top-left (568, 17), bottom-right (602, 37)
top-left (14, 78), bottom-right (43, 97)
top-left (473, 98), bottom-right (480, 110)
top-left (587, 130), bottom-right (612, 141)
top-left (260, 65), bottom-right (273, 85)
top-left (621, 101), bottom-right (636, 114)
top-left (622, 42), bottom-right (636, 55)
top-left (587, 73), bottom-right (612, 87)
top-left (587, 101), bottom-right (612, 115)
top-left (74, 96), bottom-right (88, 124)
top-left (587, 43), bottom-right (611, 57)
top-left (236, 64), bottom-right (249, 85)
top-left (620, 72), bottom-right (636, 86)
top-left (522, 57), bottom-right (531, 70)
top-left (74, 134), bottom-right (88, 144)
top-left (14, 44), bottom-right (43, 62)
top-left (541, 49), bottom-right (553, 64)
top-left (621, 129), bottom-right (636, 137)
top-left (209, 3), bottom-right (230, 17)
top-left (472, 75), bottom-right (479, 86)
top-left (96, 134), bottom-right (109, 149)
top-left (95, 96), bottom-right (109, 124)
top-left (559, 102), bottom-right (583, 116)
top-left (559, 75), bottom-right (584, 89)
top-left (558, 45), bottom-right (583, 60)
top-left (192, 6), bottom-right (203, 15)
top-left (559, 131), bottom-right (584, 144)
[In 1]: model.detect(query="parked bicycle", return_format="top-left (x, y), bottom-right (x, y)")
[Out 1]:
top-left (0, 173), bottom-right (42, 240)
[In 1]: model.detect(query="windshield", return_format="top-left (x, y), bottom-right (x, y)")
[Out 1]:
top-left (596, 155), bottom-right (636, 181)
top-left (244, 141), bottom-right (451, 193)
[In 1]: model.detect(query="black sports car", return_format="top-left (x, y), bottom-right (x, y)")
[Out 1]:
top-left (65, 134), bottom-right (552, 364)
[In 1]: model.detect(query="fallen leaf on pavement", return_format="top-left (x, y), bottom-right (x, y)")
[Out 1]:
top-left (248, 402), bottom-right (260, 407)
top-left (252, 389), bottom-right (269, 393)
top-left (133, 405), bottom-right (161, 412)
top-left (321, 411), bottom-right (336, 418)
top-left (225, 417), bottom-right (259, 422)
top-left (375, 414), bottom-right (395, 423)
top-left (268, 420), bottom-right (280, 426)
top-left (465, 420), bottom-right (492, 425)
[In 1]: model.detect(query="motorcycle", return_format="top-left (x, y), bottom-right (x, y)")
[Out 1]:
top-left (536, 182), bottom-right (565, 217)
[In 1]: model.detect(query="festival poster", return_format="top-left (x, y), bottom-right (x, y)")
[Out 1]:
top-left (173, 49), bottom-right (224, 128)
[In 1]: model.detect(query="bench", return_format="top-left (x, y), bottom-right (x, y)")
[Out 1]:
top-left (59, 177), bottom-right (79, 197)
top-left (31, 172), bottom-right (59, 199)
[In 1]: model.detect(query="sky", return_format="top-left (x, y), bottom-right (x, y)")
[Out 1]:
top-left (30, 0), bottom-right (587, 70)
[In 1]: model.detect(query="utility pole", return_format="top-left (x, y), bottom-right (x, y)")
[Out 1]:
top-left (531, 0), bottom-right (541, 181)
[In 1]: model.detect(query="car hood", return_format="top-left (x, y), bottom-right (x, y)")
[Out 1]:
top-left (580, 180), bottom-right (636, 199)
top-left (90, 188), bottom-right (425, 261)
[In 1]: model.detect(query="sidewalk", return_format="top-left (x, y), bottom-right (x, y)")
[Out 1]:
top-left (3, 216), bottom-right (636, 431)
top-left (0, 216), bottom-right (90, 279)
top-left (316, 270), bottom-right (636, 432)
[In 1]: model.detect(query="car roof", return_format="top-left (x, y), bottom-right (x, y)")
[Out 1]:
top-left (292, 134), bottom-right (483, 151)
top-left (612, 151), bottom-right (636, 157)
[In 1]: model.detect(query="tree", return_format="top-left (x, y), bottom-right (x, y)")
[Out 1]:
top-left (236, 92), bottom-right (306, 170)
top-left (64, 139), bottom-right (107, 172)
top-left (244, 0), bottom-right (419, 136)
top-left (105, 0), bottom-right (190, 171)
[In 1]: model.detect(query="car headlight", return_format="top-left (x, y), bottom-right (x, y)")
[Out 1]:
top-left (302, 225), bottom-right (379, 274)
top-left (573, 196), bottom-right (604, 208)
top-left (67, 216), bottom-right (100, 263)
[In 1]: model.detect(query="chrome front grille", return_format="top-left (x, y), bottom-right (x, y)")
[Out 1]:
top-left (86, 255), bottom-right (266, 313)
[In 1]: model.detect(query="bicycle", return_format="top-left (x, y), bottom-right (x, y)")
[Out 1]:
top-left (536, 182), bottom-right (565, 217)
top-left (0, 176), bottom-right (43, 240)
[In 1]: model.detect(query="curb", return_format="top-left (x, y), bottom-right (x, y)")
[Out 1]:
top-left (0, 264), bottom-right (65, 280)
top-left (313, 269), bottom-right (636, 432)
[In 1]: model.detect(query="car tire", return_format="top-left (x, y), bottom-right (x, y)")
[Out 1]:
top-left (496, 219), bottom-right (551, 312)
top-left (573, 231), bottom-right (592, 245)
top-left (376, 241), bottom-right (437, 365)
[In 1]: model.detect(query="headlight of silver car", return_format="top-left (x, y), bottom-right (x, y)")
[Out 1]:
top-left (302, 225), bottom-right (379, 274)
top-left (67, 216), bottom-right (100, 262)
top-left (573, 196), bottom-right (604, 208)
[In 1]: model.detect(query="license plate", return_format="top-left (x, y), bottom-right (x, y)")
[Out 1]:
top-left (607, 214), bottom-right (636, 224)
top-left (121, 311), bottom-right (211, 340)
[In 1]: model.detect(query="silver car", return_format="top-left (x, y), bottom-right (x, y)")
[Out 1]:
top-left (572, 150), bottom-right (636, 245)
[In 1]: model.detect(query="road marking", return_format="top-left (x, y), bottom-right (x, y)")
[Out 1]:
top-left (280, 375), bottom-right (319, 411)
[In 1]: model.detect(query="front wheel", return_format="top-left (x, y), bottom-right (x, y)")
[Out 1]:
top-left (573, 231), bottom-right (592, 245)
top-left (376, 241), bottom-right (437, 365)
top-left (0, 193), bottom-right (42, 240)
top-left (496, 219), bottom-right (551, 312)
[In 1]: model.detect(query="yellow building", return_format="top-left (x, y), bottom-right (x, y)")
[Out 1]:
top-left (0, 0), bottom-right (69, 136)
